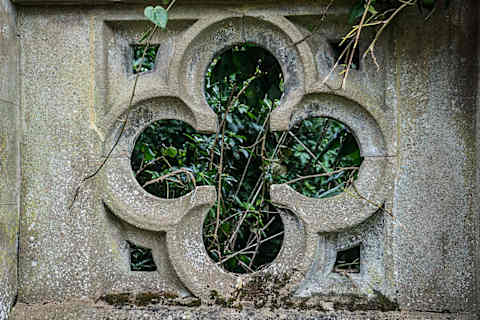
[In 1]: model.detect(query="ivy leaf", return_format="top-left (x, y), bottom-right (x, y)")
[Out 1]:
top-left (348, 1), bottom-right (365, 25)
top-left (144, 6), bottom-right (169, 29)
top-left (144, 147), bottom-right (155, 161)
top-left (166, 146), bottom-right (178, 158)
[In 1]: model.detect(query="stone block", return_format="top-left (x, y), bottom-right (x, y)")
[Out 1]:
top-left (0, 0), bottom-right (17, 103)
top-left (392, 3), bottom-right (478, 312)
top-left (0, 0), bottom-right (18, 318)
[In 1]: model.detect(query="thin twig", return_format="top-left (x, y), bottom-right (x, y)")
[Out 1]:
top-left (213, 73), bottom-right (260, 242)
top-left (248, 232), bottom-right (261, 268)
top-left (209, 85), bottom-right (237, 170)
top-left (342, 0), bottom-right (371, 89)
top-left (216, 231), bottom-right (284, 265)
top-left (166, 0), bottom-right (177, 11)
top-left (287, 130), bottom-right (331, 173)
top-left (135, 156), bottom-right (172, 176)
top-left (362, 0), bottom-right (416, 60)
top-left (142, 168), bottom-right (196, 189)
top-left (288, 0), bottom-right (335, 48)
top-left (321, 39), bottom-right (353, 86)
top-left (285, 167), bottom-right (359, 185)
top-left (233, 112), bottom-right (271, 198)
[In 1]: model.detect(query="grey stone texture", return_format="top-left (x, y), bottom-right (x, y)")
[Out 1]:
top-left (392, 5), bottom-right (478, 312)
top-left (0, 0), bottom-right (478, 319)
top-left (9, 301), bottom-right (479, 320)
top-left (0, 0), bottom-right (19, 318)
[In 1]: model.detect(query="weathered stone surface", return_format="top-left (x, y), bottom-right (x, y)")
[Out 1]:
top-left (10, 300), bottom-right (478, 320)
top-left (0, 0), bottom-right (19, 318)
top-left (391, 3), bottom-right (478, 313)
top-left (5, 1), bottom-right (480, 319)
top-left (476, 1), bottom-right (480, 315)
top-left (16, 7), bottom-right (190, 306)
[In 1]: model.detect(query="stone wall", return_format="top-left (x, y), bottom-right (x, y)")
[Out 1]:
top-left (1, 0), bottom-right (479, 319)
top-left (392, 5), bottom-right (478, 312)
top-left (0, 0), bottom-right (19, 318)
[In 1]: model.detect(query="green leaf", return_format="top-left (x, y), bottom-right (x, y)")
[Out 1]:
top-left (144, 147), bottom-right (155, 161)
top-left (367, 5), bottom-right (378, 16)
top-left (144, 6), bottom-right (169, 29)
top-left (166, 146), bottom-right (178, 158)
top-left (348, 1), bottom-right (365, 25)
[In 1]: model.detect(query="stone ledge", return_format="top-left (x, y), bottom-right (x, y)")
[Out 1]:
top-left (11, 0), bottom-right (347, 6)
top-left (10, 301), bottom-right (477, 320)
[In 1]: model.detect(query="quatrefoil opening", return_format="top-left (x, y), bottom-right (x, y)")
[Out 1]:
top-left (101, 16), bottom-right (390, 299)
top-left (129, 45), bottom-right (364, 276)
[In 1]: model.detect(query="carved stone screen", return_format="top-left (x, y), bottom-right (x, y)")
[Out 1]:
top-left (0, 0), bottom-right (479, 319)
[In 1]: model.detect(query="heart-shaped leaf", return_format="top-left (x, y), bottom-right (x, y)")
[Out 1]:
top-left (144, 6), bottom-right (168, 29)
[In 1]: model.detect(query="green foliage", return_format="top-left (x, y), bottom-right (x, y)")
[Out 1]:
top-left (131, 44), bottom-right (362, 273)
top-left (131, 120), bottom-right (214, 198)
top-left (271, 118), bottom-right (361, 199)
top-left (132, 45), bottom-right (159, 74)
top-left (203, 45), bottom-right (285, 273)
top-left (144, 6), bottom-right (169, 29)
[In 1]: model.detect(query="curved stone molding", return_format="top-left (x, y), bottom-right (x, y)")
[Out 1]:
top-left (170, 15), bottom-right (315, 128)
top-left (271, 157), bottom-right (387, 233)
top-left (272, 93), bottom-right (387, 157)
top-left (100, 97), bottom-right (217, 231)
top-left (167, 208), bottom-right (317, 299)
top-left (103, 89), bottom-right (217, 135)
top-left (270, 93), bottom-right (390, 232)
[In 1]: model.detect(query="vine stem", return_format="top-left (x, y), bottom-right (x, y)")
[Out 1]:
top-left (216, 230), bottom-right (284, 265)
top-left (285, 166), bottom-right (359, 185)
top-left (69, 25), bottom-right (159, 210)
top-left (213, 73), bottom-right (260, 246)
top-left (142, 168), bottom-right (196, 189)
top-left (70, 0), bottom-right (180, 209)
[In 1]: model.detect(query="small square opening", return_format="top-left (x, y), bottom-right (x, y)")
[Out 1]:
top-left (127, 241), bottom-right (157, 271)
top-left (132, 44), bottom-right (160, 74)
top-left (334, 245), bottom-right (360, 273)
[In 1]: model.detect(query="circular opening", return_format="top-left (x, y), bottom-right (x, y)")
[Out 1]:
top-left (273, 117), bottom-right (363, 198)
top-left (131, 119), bottom-right (213, 199)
